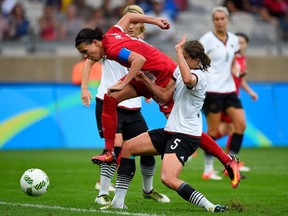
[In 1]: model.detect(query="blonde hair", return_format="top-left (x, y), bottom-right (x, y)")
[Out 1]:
top-left (211, 6), bottom-right (229, 18)
top-left (122, 5), bottom-right (145, 33)
top-left (122, 5), bottom-right (144, 15)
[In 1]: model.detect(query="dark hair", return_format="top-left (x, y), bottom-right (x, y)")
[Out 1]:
top-left (235, 32), bottom-right (249, 43)
top-left (75, 27), bottom-right (104, 47)
top-left (183, 40), bottom-right (211, 71)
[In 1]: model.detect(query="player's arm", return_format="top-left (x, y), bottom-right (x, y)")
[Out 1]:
top-left (240, 78), bottom-right (258, 101)
top-left (81, 58), bottom-right (94, 107)
top-left (175, 35), bottom-right (198, 88)
top-left (108, 51), bottom-right (146, 94)
top-left (137, 72), bottom-right (175, 104)
top-left (117, 13), bottom-right (170, 33)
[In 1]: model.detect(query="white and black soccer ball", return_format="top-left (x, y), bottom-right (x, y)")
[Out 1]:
top-left (20, 168), bottom-right (49, 197)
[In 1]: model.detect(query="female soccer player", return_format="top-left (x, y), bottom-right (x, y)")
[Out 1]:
top-left (200, 6), bottom-right (246, 180)
top-left (82, 5), bottom-right (170, 205)
top-left (101, 36), bottom-right (234, 212)
top-left (75, 9), bottom-right (240, 190)
top-left (218, 32), bottom-right (258, 173)
top-left (76, 11), bottom-right (176, 164)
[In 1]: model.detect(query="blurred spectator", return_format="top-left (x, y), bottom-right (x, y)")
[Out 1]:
top-left (100, 0), bottom-right (115, 20)
top-left (0, 4), bottom-right (9, 40)
top-left (174, 0), bottom-right (188, 11)
top-left (145, 0), bottom-right (177, 49)
top-left (249, 0), bottom-right (277, 23)
top-left (74, 0), bottom-right (93, 20)
top-left (84, 7), bottom-right (111, 32)
top-left (71, 57), bottom-right (102, 86)
top-left (38, 4), bottom-right (58, 41)
top-left (6, 3), bottom-right (30, 41)
top-left (164, 0), bottom-right (179, 20)
top-left (58, 3), bottom-right (85, 40)
top-left (223, 0), bottom-right (251, 13)
top-left (263, 0), bottom-right (288, 40)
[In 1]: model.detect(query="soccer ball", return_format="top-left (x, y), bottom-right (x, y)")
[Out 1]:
top-left (20, 168), bottom-right (49, 197)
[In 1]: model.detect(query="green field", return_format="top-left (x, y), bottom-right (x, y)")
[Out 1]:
top-left (0, 147), bottom-right (288, 216)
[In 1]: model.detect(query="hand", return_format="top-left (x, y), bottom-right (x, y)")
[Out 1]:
top-left (108, 80), bottom-right (125, 94)
top-left (250, 91), bottom-right (258, 101)
top-left (175, 34), bottom-right (187, 51)
top-left (134, 71), bottom-right (145, 82)
top-left (156, 18), bottom-right (170, 29)
top-left (81, 88), bottom-right (92, 107)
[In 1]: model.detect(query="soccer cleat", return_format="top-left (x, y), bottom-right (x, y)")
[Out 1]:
top-left (95, 181), bottom-right (115, 192)
top-left (100, 203), bottom-right (128, 209)
top-left (223, 155), bottom-right (240, 188)
top-left (91, 149), bottom-right (115, 165)
top-left (142, 189), bottom-right (170, 203)
top-left (95, 194), bottom-right (111, 205)
top-left (211, 204), bottom-right (227, 212)
top-left (202, 171), bottom-right (223, 180)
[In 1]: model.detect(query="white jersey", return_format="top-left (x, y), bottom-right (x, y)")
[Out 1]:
top-left (164, 67), bottom-right (207, 136)
top-left (200, 31), bottom-right (239, 93)
top-left (96, 59), bottom-right (142, 109)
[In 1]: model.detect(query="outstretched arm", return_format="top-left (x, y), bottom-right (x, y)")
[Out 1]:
top-left (117, 13), bottom-right (170, 33)
top-left (81, 58), bottom-right (94, 107)
top-left (136, 72), bottom-right (175, 104)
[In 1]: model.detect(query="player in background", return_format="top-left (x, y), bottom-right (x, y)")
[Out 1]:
top-left (76, 11), bottom-right (177, 164)
top-left (101, 36), bottom-right (239, 211)
top-left (199, 6), bottom-right (246, 181)
top-left (217, 32), bottom-right (258, 174)
top-left (81, 5), bottom-right (170, 205)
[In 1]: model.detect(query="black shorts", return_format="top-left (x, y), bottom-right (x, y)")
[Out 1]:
top-left (95, 98), bottom-right (148, 140)
top-left (202, 92), bottom-right (243, 115)
top-left (148, 129), bottom-right (200, 166)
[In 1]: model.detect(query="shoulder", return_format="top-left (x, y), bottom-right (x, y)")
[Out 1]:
top-left (105, 25), bottom-right (124, 35)
top-left (227, 32), bottom-right (238, 42)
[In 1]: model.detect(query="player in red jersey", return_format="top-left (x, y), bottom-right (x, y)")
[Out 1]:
top-left (75, 13), bottom-right (241, 187)
top-left (75, 12), bottom-right (177, 163)
top-left (218, 32), bottom-right (258, 174)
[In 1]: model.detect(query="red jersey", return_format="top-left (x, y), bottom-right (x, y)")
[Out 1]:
top-left (102, 25), bottom-right (177, 88)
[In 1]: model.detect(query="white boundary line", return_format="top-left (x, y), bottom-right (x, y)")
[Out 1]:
top-left (0, 201), bottom-right (158, 216)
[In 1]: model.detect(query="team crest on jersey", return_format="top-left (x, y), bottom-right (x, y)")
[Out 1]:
top-left (111, 33), bottom-right (122, 39)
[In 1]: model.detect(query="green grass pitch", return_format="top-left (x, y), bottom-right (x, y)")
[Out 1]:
top-left (0, 147), bottom-right (288, 216)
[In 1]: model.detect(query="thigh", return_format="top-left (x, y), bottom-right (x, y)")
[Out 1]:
top-left (110, 83), bottom-right (138, 102)
top-left (205, 112), bottom-right (222, 135)
top-left (122, 132), bottom-right (158, 157)
top-left (226, 106), bottom-right (246, 132)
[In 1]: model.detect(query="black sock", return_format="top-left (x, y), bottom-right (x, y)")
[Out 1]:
top-left (229, 133), bottom-right (243, 155)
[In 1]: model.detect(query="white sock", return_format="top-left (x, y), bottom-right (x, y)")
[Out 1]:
top-left (198, 196), bottom-right (216, 211)
top-left (204, 154), bottom-right (214, 174)
top-left (111, 188), bottom-right (127, 208)
top-left (99, 175), bottom-right (111, 196)
top-left (140, 163), bottom-right (155, 193)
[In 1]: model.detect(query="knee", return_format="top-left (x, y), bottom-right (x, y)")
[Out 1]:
top-left (121, 142), bottom-right (133, 158)
top-left (160, 172), bottom-right (177, 190)
top-left (234, 120), bottom-right (246, 133)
